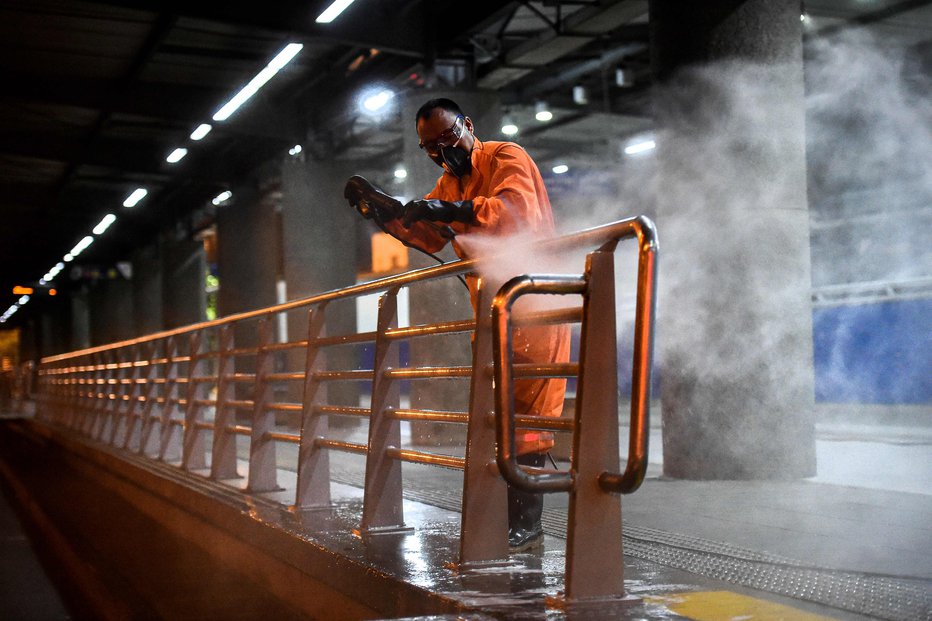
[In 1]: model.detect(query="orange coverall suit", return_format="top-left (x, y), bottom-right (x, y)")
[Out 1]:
top-left (384, 139), bottom-right (571, 455)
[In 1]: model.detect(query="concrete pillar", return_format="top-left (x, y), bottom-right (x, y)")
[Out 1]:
top-left (162, 236), bottom-right (207, 329)
top-left (217, 180), bottom-right (279, 318)
top-left (39, 302), bottom-right (70, 357)
top-left (217, 175), bottom-right (280, 408)
top-left (650, 0), bottom-right (816, 478)
top-left (401, 91), bottom-right (502, 445)
top-left (88, 278), bottom-right (135, 347)
top-left (133, 242), bottom-right (163, 335)
top-left (70, 288), bottom-right (90, 351)
top-left (281, 156), bottom-right (360, 421)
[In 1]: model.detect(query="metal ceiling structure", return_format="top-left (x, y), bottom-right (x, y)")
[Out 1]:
top-left (1, 0), bottom-right (930, 327)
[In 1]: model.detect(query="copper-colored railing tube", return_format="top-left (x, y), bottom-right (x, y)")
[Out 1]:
top-left (598, 215), bottom-right (658, 494)
top-left (39, 217), bottom-right (651, 365)
top-left (493, 274), bottom-right (586, 494)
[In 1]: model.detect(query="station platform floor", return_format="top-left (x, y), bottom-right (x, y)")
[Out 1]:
top-left (1, 406), bottom-right (930, 620)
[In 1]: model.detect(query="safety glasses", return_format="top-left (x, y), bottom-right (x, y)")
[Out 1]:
top-left (419, 115), bottom-right (465, 155)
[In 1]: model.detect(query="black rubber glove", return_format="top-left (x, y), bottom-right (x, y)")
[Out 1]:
top-left (402, 199), bottom-right (475, 228)
top-left (344, 175), bottom-right (402, 222)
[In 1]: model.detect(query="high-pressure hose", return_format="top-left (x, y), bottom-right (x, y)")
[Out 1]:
top-left (343, 175), bottom-right (468, 290)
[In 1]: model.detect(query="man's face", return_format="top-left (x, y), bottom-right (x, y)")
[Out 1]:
top-left (417, 109), bottom-right (474, 168)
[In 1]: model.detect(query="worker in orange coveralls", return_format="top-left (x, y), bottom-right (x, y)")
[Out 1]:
top-left (346, 98), bottom-right (570, 552)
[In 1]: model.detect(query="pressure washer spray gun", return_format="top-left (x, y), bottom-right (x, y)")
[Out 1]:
top-left (343, 175), bottom-right (457, 241)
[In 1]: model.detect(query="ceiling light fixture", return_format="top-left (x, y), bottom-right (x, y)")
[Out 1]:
top-left (362, 89), bottom-right (395, 112)
top-left (624, 139), bottom-right (656, 155)
top-left (69, 235), bottom-right (94, 258)
top-left (316, 0), bottom-right (357, 23)
top-left (288, 144), bottom-right (303, 156)
top-left (211, 190), bottom-right (233, 206)
top-left (123, 188), bottom-right (148, 207)
top-left (615, 67), bottom-right (633, 88)
top-left (166, 147), bottom-right (188, 163)
top-left (190, 124), bottom-right (212, 140)
top-left (394, 167), bottom-right (407, 179)
top-left (572, 85), bottom-right (588, 105)
top-left (535, 101), bottom-right (553, 122)
top-left (552, 164), bottom-right (569, 174)
top-left (212, 43), bottom-right (304, 121)
top-left (92, 213), bottom-right (117, 235)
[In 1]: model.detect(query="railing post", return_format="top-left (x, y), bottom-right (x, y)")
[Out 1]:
top-left (159, 336), bottom-right (183, 462)
top-left (359, 288), bottom-right (408, 533)
top-left (182, 331), bottom-right (207, 471)
top-left (122, 343), bottom-right (147, 451)
top-left (459, 276), bottom-right (510, 564)
top-left (108, 348), bottom-right (130, 446)
top-left (565, 249), bottom-right (624, 600)
top-left (210, 325), bottom-right (239, 479)
top-left (138, 339), bottom-right (163, 456)
top-left (117, 345), bottom-right (140, 447)
top-left (294, 305), bottom-right (330, 509)
top-left (98, 349), bottom-right (118, 442)
top-left (86, 351), bottom-right (105, 438)
top-left (248, 318), bottom-right (278, 492)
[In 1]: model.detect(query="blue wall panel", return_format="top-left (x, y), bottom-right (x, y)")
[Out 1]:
top-left (812, 298), bottom-right (932, 404)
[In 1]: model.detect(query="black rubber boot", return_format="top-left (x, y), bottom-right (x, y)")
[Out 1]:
top-left (507, 453), bottom-right (546, 552)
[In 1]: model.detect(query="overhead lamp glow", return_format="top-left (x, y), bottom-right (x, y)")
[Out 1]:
top-left (212, 43), bottom-right (304, 122)
top-left (316, 0), bottom-right (357, 23)
top-left (92, 213), bottom-right (117, 235)
top-left (63, 253), bottom-right (74, 263)
top-left (123, 188), bottom-right (148, 207)
top-left (394, 167), bottom-right (407, 179)
top-left (288, 144), bottom-right (303, 156)
top-left (190, 123), bottom-right (212, 140)
top-left (535, 101), bottom-right (552, 122)
top-left (166, 147), bottom-right (188, 163)
top-left (501, 123), bottom-right (518, 136)
top-left (362, 89), bottom-right (395, 112)
top-left (552, 164), bottom-right (569, 174)
top-left (572, 85), bottom-right (588, 105)
top-left (212, 190), bottom-right (233, 206)
top-left (69, 235), bottom-right (94, 258)
top-left (18, 295), bottom-right (30, 305)
top-left (624, 139), bottom-right (656, 155)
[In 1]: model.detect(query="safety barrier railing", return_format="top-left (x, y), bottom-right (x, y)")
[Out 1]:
top-left (33, 216), bottom-right (657, 603)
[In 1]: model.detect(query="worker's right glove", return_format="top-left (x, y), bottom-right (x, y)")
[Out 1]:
top-left (344, 175), bottom-right (402, 222)
top-left (401, 199), bottom-right (475, 228)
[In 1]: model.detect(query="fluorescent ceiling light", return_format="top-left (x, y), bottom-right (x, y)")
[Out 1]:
top-left (18, 295), bottom-right (30, 305)
top-left (501, 123), bottom-right (518, 136)
top-left (190, 124), bottom-right (212, 140)
top-left (362, 89), bottom-right (394, 112)
top-left (212, 43), bottom-right (304, 121)
top-left (624, 139), bottom-right (656, 155)
top-left (212, 190), bottom-right (233, 205)
top-left (166, 147), bottom-right (188, 163)
top-left (92, 213), bottom-right (117, 235)
top-left (70, 235), bottom-right (94, 258)
top-left (63, 253), bottom-right (74, 262)
top-left (316, 0), bottom-right (357, 23)
top-left (123, 188), bottom-right (148, 207)
top-left (394, 167), bottom-right (407, 179)
top-left (552, 164), bottom-right (569, 174)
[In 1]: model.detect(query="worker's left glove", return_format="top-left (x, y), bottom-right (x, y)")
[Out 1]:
top-left (402, 199), bottom-right (475, 228)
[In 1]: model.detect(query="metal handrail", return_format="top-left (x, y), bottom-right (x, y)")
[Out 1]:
top-left (31, 216), bottom-right (658, 604)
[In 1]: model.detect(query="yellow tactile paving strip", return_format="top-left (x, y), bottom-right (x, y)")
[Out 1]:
top-left (646, 591), bottom-right (838, 621)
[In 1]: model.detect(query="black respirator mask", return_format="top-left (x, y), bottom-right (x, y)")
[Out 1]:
top-left (438, 144), bottom-right (472, 178)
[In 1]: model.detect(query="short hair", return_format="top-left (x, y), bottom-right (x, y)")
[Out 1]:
top-left (415, 98), bottom-right (464, 124)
